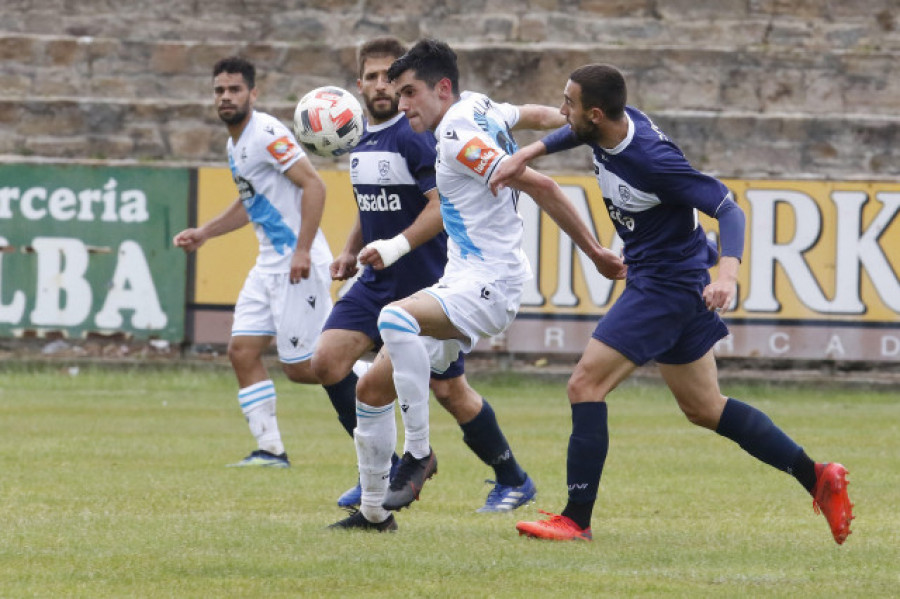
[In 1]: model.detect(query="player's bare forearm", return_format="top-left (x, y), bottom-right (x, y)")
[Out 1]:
top-left (399, 188), bottom-right (443, 249)
top-left (490, 141), bottom-right (547, 196)
top-left (703, 256), bottom-right (739, 311)
top-left (174, 198), bottom-right (247, 251)
top-left (514, 105), bottom-right (567, 130)
top-left (515, 168), bottom-right (626, 280)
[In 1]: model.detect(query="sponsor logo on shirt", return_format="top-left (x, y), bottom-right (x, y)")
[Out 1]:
top-left (266, 136), bottom-right (299, 165)
top-left (456, 137), bottom-right (498, 176)
top-left (354, 187), bottom-right (402, 212)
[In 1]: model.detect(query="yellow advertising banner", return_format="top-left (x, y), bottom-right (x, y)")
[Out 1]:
top-left (193, 168), bottom-right (900, 360)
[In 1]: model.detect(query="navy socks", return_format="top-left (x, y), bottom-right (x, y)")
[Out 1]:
top-left (323, 371), bottom-right (358, 437)
top-left (562, 401), bottom-right (609, 530)
top-left (460, 399), bottom-right (527, 487)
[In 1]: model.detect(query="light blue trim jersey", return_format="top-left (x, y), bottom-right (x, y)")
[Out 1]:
top-left (349, 113), bottom-right (448, 297)
top-left (227, 110), bottom-right (332, 273)
top-left (434, 91), bottom-right (532, 283)
top-left (546, 107), bottom-right (730, 274)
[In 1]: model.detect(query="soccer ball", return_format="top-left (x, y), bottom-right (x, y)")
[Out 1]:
top-left (292, 86), bottom-right (364, 157)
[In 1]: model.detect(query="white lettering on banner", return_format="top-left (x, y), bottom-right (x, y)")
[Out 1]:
top-left (544, 327), bottom-right (564, 348)
top-left (0, 235), bottom-right (26, 322)
top-left (824, 334), bottom-right (846, 358)
top-left (744, 188), bottom-right (900, 314)
top-left (517, 187), bottom-right (622, 309)
top-left (883, 336), bottom-right (900, 357)
top-left (769, 332), bottom-right (790, 354)
top-left (0, 179), bottom-right (149, 223)
top-left (1, 237), bottom-right (166, 330)
top-left (744, 190), bottom-right (829, 312)
top-left (714, 334), bottom-right (734, 354)
top-left (29, 237), bottom-right (92, 326)
top-left (833, 191), bottom-right (900, 312)
top-left (95, 240), bottom-right (167, 329)
top-left (518, 193), bottom-right (543, 306)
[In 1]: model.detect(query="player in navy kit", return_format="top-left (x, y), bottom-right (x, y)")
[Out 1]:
top-left (492, 64), bottom-right (854, 544)
top-left (314, 38), bottom-right (537, 529)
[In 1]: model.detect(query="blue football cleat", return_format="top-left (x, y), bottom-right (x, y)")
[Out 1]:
top-left (476, 475), bottom-right (537, 513)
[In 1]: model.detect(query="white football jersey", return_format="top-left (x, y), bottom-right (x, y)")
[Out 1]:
top-left (227, 110), bottom-right (331, 273)
top-left (434, 91), bottom-right (532, 284)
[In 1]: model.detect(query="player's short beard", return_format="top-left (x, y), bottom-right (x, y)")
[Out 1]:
top-left (218, 103), bottom-right (249, 126)
top-left (571, 119), bottom-right (600, 144)
top-left (365, 95), bottom-right (399, 121)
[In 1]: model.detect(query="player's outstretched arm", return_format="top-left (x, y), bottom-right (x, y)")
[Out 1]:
top-left (172, 198), bottom-right (248, 252)
top-left (359, 188), bottom-right (444, 270)
top-left (514, 104), bottom-right (567, 131)
top-left (512, 167), bottom-right (626, 280)
top-left (489, 140), bottom-right (549, 196)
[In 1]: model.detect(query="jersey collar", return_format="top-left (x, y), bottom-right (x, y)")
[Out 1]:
top-left (601, 112), bottom-right (634, 155)
top-left (366, 112), bottom-right (404, 133)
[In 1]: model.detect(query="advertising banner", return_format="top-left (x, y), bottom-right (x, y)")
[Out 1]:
top-left (192, 169), bottom-right (900, 361)
top-left (0, 164), bottom-right (188, 340)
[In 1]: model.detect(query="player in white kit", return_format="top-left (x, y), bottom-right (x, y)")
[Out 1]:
top-left (174, 57), bottom-right (363, 467)
top-left (336, 39), bottom-right (626, 531)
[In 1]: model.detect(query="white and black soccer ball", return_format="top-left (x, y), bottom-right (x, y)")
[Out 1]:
top-left (292, 86), bottom-right (364, 157)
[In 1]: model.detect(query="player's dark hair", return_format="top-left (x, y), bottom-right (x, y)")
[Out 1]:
top-left (569, 64), bottom-right (626, 120)
top-left (358, 37), bottom-right (407, 78)
top-left (387, 38), bottom-right (459, 95)
top-left (213, 56), bottom-right (256, 89)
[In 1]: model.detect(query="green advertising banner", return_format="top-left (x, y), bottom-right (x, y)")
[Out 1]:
top-left (0, 164), bottom-right (188, 340)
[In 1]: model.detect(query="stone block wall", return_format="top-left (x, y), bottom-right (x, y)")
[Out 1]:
top-left (1, 0), bottom-right (898, 177)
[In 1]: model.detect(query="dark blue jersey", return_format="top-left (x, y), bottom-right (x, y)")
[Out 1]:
top-left (546, 107), bottom-right (734, 274)
top-left (349, 113), bottom-right (448, 296)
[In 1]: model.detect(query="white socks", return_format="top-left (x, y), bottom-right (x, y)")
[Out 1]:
top-left (238, 379), bottom-right (284, 455)
top-left (377, 306), bottom-right (431, 459)
top-left (355, 400), bottom-right (396, 524)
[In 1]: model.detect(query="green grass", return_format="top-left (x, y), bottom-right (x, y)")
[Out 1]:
top-left (0, 363), bottom-right (897, 598)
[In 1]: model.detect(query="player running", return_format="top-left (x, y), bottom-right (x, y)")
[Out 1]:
top-left (319, 38), bottom-right (538, 529)
top-left (331, 39), bottom-right (625, 532)
top-left (490, 64), bottom-right (854, 544)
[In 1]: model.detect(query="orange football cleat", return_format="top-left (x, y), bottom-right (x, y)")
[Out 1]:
top-left (516, 510), bottom-right (593, 541)
top-left (812, 462), bottom-right (854, 544)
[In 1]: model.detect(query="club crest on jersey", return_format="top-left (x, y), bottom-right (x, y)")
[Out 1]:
top-left (618, 184), bottom-right (632, 205)
top-left (266, 136), bottom-right (299, 165)
top-left (378, 159), bottom-right (391, 182)
top-left (456, 137), bottom-right (498, 176)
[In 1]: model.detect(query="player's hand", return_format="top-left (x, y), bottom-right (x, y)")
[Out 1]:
top-left (173, 228), bottom-right (206, 253)
top-left (330, 252), bottom-right (359, 281)
top-left (593, 247), bottom-right (627, 280)
top-left (489, 154), bottom-right (527, 196)
top-left (703, 278), bottom-right (736, 313)
top-left (289, 248), bottom-right (312, 284)
top-left (359, 234), bottom-right (410, 270)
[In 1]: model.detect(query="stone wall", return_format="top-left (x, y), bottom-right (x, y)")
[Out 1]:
top-left (1, 0), bottom-right (898, 177)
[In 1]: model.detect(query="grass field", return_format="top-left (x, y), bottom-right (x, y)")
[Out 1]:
top-left (0, 362), bottom-right (897, 598)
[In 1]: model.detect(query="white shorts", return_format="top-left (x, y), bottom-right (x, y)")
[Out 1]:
top-left (232, 264), bottom-right (332, 364)
top-left (421, 271), bottom-right (523, 372)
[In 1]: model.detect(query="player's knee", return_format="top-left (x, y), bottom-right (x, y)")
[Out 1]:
top-left (677, 400), bottom-right (719, 430)
top-left (310, 350), bottom-right (343, 386)
top-left (377, 305), bottom-right (420, 344)
top-left (356, 369), bottom-right (393, 408)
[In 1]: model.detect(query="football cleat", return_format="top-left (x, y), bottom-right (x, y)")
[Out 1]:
top-left (812, 462), bottom-right (854, 544)
top-left (328, 509), bottom-right (397, 532)
top-left (382, 449), bottom-right (437, 511)
top-left (226, 449), bottom-right (290, 468)
top-left (516, 510), bottom-right (593, 541)
top-left (337, 482), bottom-right (362, 509)
top-left (337, 455), bottom-right (400, 509)
top-left (476, 476), bottom-right (537, 513)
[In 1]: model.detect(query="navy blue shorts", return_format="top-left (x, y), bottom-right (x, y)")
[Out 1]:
top-left (323, 279), bottom-right (465, 380)
top-left (593, 269), bottom-right (728, 366)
